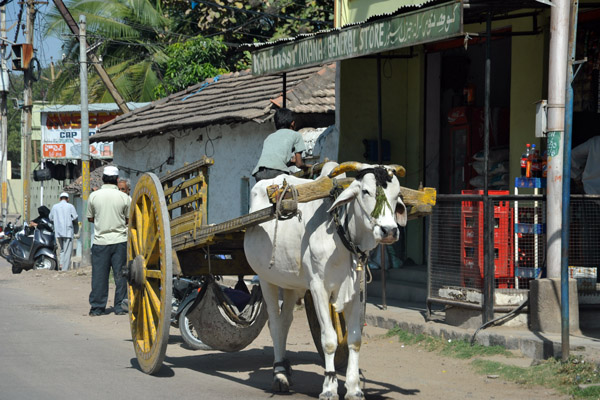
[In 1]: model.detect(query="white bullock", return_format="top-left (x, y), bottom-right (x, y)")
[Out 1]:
top-left (243, 162), bottom-right (407, 400)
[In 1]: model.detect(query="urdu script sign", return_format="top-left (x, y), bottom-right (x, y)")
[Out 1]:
top-left (251, 1), bottom-right (463, 75)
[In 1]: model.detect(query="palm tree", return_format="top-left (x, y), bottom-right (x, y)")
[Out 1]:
top-left (44, 0), bottom-right (174, 103)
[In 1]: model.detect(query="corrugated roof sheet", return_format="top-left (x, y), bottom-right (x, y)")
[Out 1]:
top-left (240, 0), bottom-right (439, 51)
top-left (40, 102), bottom-right (150, 113)
top-left (240, 0), bottom-right (551, 51)
top-left (92, 64), bottom-right (335, 143)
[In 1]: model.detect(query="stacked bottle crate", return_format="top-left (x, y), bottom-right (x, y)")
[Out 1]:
top-left (514, 177), bottom-right (546, 287)
top-left (461, 190), bottom-right (515, 288)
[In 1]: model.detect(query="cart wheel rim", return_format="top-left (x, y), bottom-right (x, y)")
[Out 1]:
top-left (127, 172), bottom-right (172, 375)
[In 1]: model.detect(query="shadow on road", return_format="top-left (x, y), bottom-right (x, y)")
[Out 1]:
top-left (129, 346), bottom-right (419, 399)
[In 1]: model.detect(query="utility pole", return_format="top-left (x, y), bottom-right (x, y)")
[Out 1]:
top-left (0, 5), bottom-right (8, 227)
top-left (52, 0), bottom-right (130, 114)
top-left (22, 0), bottom-right (36, 223)
top-left (79, 14), bottom-right (90, 265)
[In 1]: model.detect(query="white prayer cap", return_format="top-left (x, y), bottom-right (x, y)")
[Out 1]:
top-left (60, 192), bottom-right (69, 199)
top-left (104, 165), bottom-right (119, 176)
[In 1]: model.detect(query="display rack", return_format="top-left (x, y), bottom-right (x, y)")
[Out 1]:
top-left (514, 177), bottom-right (546, 288)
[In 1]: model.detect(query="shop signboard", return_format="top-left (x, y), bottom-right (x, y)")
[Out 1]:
top-left (251, 1), bottom-right (462, 75)
top-left (41, 112), bottom-right (117, 160)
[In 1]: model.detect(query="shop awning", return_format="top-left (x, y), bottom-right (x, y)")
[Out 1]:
top-left (244, 0), bottom-right (554, 76)
top-left (246, 1), bottom-right (462, 76)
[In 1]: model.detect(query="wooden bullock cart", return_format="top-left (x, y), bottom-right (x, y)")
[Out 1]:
top-left (123, 157), bottom-right (436, 374)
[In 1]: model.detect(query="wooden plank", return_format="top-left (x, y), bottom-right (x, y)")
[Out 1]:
top-left (163, 174), bottom-right (205, 197)
top-left (267, 176), bottom-right (436, 207)
top-left (160, 157), bottom-right (214, 185)
top-left (166, 192), bottom-right (203, 212)
top-left (170, 207), bottom-right (275, 252)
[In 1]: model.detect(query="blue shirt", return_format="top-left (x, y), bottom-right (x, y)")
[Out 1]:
top-left (49, 200), bottom-right (78, 238)
top-left (252, 129), bottom-right (307, 175)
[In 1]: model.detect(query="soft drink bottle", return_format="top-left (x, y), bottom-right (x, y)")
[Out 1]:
top-left (531, 144), bottom-right (541, 178)
top-left (542, 151), bottom-right (548, 178)
top-left (520, 143), bottom-right (530, 177)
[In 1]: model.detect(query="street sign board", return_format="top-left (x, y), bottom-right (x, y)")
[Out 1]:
top-left (251, 1), bottom-right (462, 75)
top-left (41, 112), bottom-right (116, 160)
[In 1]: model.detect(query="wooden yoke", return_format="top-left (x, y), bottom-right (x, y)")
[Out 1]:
top-left (266, 175), bottom-right (436, 220)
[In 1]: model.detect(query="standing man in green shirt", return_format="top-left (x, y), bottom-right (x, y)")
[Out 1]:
top-left (87, 165), bottom-right (131, 316)
top-left (252, 108), bottom-right (311, 182)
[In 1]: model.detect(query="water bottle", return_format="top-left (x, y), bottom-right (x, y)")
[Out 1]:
top-left (520, 144), bottom-right (530, 177)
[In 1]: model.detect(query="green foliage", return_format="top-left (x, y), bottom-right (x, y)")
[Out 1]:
top-left (144, 0), bottom-right (334, 71)
top-left (473, 356), bottom-right (600, 399)
top-left (43, 0), bottom-right (334, 102)
top-left (6, 68), bottom-right (54, 174)
top-left (44, 0), bottom-right (171, 103)
top-left (386, 327), bottom-right (511, 359)
top-left (390, 327), bottom-right (600, 399)
top-left (154, 36), bottom-right (229, 98)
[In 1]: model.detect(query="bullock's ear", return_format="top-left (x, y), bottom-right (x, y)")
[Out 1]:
top-left (327, 181), bottom-right (361, 213)
top-left (395, 197), bottom-right (407, 227)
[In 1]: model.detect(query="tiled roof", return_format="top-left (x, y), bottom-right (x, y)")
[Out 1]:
top-left (92, 64), bottom-right (335, 143)
top-left (62, 163), bottom-right (115, 195)
top-left (40, 103), bottom-right (150, 113)
top-left (271, 64), bottom-right (335, 114)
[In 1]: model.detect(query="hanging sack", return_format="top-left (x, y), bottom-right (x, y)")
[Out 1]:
top-left (52, 164), bottom-right (66, 181)
top-left (66, 162), bottom-right (76, 180)
top-left (33, 168), bottom-right (52, 181)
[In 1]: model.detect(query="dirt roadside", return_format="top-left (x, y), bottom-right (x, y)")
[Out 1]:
top-left (0, 262), bottom-right (569, 400)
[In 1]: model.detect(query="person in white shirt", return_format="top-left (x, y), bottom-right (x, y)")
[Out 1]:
top-left (49, 192), bottom-right (78, 271)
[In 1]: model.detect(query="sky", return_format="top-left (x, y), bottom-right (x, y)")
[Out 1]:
top-left (5, 0), bottom-right (64, 68)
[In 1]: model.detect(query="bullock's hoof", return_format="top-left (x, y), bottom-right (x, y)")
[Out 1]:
top-left (272, 373), bottom-right (291, 392)
top-left (345, 392), bottom-right (364, 400)
top-left (319, 391), bottom-right (339, 400)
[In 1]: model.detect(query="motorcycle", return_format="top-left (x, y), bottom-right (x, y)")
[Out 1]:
top-left (7, 217), bottom-right (58, 274)
top-left (171, 276), bottom-right (211, 350)
top-left (0, 216), bottom-right (22, 259)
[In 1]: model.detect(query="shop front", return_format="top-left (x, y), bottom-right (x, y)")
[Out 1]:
top-left (247, 1), bottom-right (600, 309)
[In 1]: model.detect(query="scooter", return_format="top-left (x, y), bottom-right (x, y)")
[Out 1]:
top-left (171, 276), bottom-right (211, 350)
top-left (0, 216), bottom-right (22, 259)
top-left (7, 217), bottom-right (58, 274)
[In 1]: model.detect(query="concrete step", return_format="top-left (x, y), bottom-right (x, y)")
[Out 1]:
top-left (367, 279), bottom-right (427, 304)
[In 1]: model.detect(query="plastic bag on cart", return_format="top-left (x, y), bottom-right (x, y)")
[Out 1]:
top-left (187, 280), bottom-right (268, 352)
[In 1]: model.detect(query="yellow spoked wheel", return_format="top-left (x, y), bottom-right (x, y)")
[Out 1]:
top-left (126, 173), bottom-right (172, 375)
top-left (304, 291), bottom-right (349, 371)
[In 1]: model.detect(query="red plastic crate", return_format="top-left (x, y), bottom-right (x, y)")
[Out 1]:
top-left (460, 190), bottom-right (514, 288)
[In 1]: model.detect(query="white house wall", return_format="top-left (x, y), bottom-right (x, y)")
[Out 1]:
top-left (113, 122), bottom-right (275, 224)
top-left (113, 120), bottom-right (340, 225)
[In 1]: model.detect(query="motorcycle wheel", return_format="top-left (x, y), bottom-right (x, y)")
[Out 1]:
top-left (0, 241), bottom-right (10, 259)
top-left (178, 301), bottom-right (211, 351)
top-left (35, 255), bottom-right (57, 271)
top-left (11, 265), bottom-right (22, 274)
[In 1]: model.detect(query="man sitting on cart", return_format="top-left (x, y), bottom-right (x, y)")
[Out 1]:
top-left (252, 108), bottom-right (311, 182)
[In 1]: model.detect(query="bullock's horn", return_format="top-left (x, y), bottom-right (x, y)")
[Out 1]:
top-left (328, 161), bottom-right (364, 178)
top-left (388, 164), bottom-right (406, 178)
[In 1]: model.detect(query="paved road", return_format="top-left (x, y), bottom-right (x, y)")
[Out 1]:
top-left (0, 263), bottom-right (326, 400)
top-left (0, 259), bottom-right (568, 400)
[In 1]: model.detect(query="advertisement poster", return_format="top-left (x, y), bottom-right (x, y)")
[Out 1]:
top-left (41, 112), bottom-right (117, 160)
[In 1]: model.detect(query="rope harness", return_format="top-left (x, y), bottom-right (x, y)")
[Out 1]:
top-left (270, 180), bottom-right (301, 269)
top-left (330, 167), bottom-right (394, 275)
